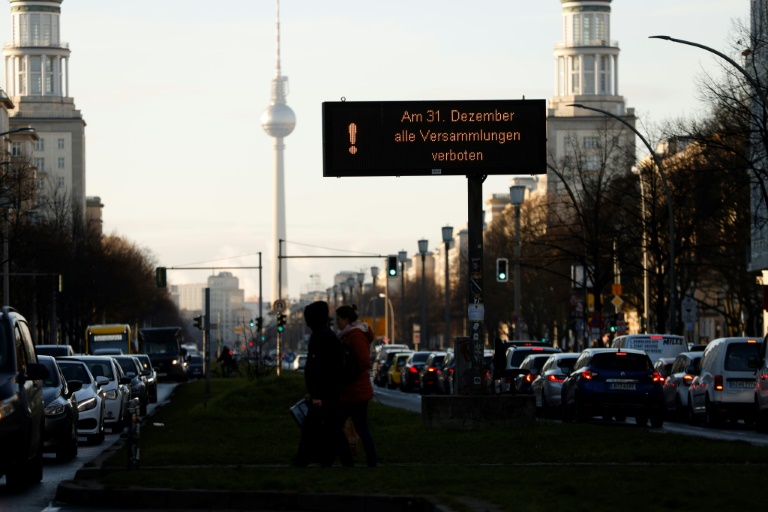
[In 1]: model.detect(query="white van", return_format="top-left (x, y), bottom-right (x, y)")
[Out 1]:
top-left (611, 334), bottom-right (687, 364)
top-left (689, 336), bottom-right (762, 426)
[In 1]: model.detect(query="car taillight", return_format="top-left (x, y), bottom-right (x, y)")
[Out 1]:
top-left (427, 366), bottom-right (436, 373)
top-left (548, 374), bottom-right (565, 383)
top-left (525, 373), bottom-right (535, 383)
top-left (683, 374), bottom-right (694, 386)
top-left (715, 375), bottom-right (724, 390)
top-left (409, 366), bottom-right (419, 374)
top-left (448, 368), bottom-right (454, 375)
top-left (651, 371), bottom-right (663, 383)
top-left (582, 369), bottom-right (597, 380)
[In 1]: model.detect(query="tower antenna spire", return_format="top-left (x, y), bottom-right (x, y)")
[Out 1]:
top-left (275, 0), bottom-right (282, 78)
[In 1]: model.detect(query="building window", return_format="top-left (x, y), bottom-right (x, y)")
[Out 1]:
top-left (571, 57), bottom-right (580, 94)
top-left (36, 179), bottom-right (44, 190)
top-left (599, 56), bottom-right (610, 94)
top-left (57, 157), bottom-right (64, 169)
top-left (585, 155), bottom-right (600, 171)
top-left (572, 15), bottom-right (581, 46)
top-left (34, 138), bottom-right (44, 151)
top-left (582, 16), bottom-right (591, 45)
top-left (57, 176), bottom-right (64, 188)
top-left (583, 55), bottom-right (595, 95)
top-left (11, 143), bottom-right (21, 157)
top-left (34, 157), bottom-right (44, 172)
top-left (583, 136), bottom-right (600, 149)
top-left (57, 138), bottom-right (65, 149)
top-left (30, 56), bottom-right (41, 94)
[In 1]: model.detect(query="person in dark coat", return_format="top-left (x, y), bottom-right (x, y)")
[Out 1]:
top-left (293, 301), bottom-right (352, 467)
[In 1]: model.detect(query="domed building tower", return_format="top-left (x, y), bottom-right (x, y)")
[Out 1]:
top-left (2, 0), bottom-right (86, 221)
top-left (547, 0), bottom-right (636, 193)
top-left (261, 0), bottom-right (295, 302)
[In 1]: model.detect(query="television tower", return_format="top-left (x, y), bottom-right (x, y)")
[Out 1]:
top-left (261, 0), bottom-right (295, 302)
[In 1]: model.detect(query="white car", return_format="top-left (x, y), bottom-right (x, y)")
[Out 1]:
top-left (292, 354), bottom-right (307, 371)
top-left (531, 353), bottom-right (579, 417)
top-left (62, 355), bottom-right (131, 433)
top-left (56, 359), bottom-right (108, 444)
top-left (661, 352), bottom-right (702, 422)
top-left (689, 337), bottom-right (762, 426)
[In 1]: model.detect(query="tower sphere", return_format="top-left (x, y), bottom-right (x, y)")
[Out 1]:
top-left (261, 104), bottom-right (296, 138)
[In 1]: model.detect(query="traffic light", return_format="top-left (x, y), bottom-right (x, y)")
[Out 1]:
top-left (387, 255), bottom-right (398, 277)
top-left (256, 317), bottom-right (263, 331)
top-left (277, 313), bottom-right (286, 333)
top-left (496, 258), bottom-right (509, 282)
top-left (155, 267), bottom-right (167, 288)
top-left (249, 319), bottom-right (255, 327)
top-left (193, 315), bottom-right (205, 330)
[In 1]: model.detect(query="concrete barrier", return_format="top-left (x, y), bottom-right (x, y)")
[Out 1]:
top-left (421, 395), bottom-right (535, 430)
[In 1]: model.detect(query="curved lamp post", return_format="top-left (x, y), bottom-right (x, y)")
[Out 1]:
top-left (418, 239), bottom-right (428, 349)
top-left (510, 185), bottom-right (526, 340)
top-left (568, 103), bottom-right (677, 333)
top-left (357, 272), bottom-right (365, 307)
top-left (442, 226), bottom-right (453, 348)
top-left (347, 276), bottom-right (355, 306)
top-left (398, 250), bottom-right (407, 344)
top-left (339, 280), bottom-right (347, 305)
top-left (332, 284), bottom-right (339, 312)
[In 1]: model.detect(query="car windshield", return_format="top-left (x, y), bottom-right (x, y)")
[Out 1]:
top-left (114, 358), bottom-right (137, 374)
top-left (725, 343), bottom-right (761, 371)
top-left (39, 358), bottom-right (61, 387)
top-left (136, 355), bottom-right (153, 370)
top-left (59, 362), bottom-right (92, 384)
top-left (510, 349), bottom-right (557, 368)
top-left (411, 353), bottom-right (430, 365)
top-left (0, 322), bottom-right (10, 373)
top-left (556, 356), bottom-right (578, 373)
top-left (84, 361), bottom-right (115, 380)
top-left (591, 352), bottom-right (651, 372)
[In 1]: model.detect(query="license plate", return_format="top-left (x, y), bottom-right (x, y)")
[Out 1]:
top-left (610, 383), bottom-right (636, 391)
top-left (729, 380), bottom-right (754, 388)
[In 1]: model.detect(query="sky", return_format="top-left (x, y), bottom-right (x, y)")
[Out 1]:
top-left (0, 0), bottom-right (745, 303)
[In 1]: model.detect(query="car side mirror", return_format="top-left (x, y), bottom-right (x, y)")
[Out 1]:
top-left (96, 376), bottom-right (110, 387)
top-left (126, 371), bottom-right (136, 378)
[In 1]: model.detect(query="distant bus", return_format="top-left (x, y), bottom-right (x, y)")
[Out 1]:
top-left (139, 327), bottom-right (187, 382)
top-left (85, 324), bottom-right (135, 355)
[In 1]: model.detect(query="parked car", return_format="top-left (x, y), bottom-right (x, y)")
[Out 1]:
top-left (400, 351), bottom-right (432, 392)
top-left (661, 351), bottom-right (702, 422)
top-left (531, 353), bottom-right (580, 418)
top-left (186, 353), bottom-right (205, 379)
top-left (386, 352), bottom-right (412, 389)
top-left (56, 359), bottom-right (107, 444)
top-left (514, 354), bottom-right (556, 395)
top-left (292, 353), bottom-right (307, 371)
top-left (436, 351), bottom-right (455, 394)
top-left (62, 355), bottom-right (132, 433)
top-left (689, 336), bottom-right (762, 426)
top-left (419, 352), bottom-right (448, 395)
top-left (0, 307), bottom-right (49, 488)
top-left (112, 355), bottom-right (150, 416)
top-left (38, 355), bottom-right (81, 461)
top-left (135, 354), bottom-right (158, 403)
top-left (35, 344), bottom-right (75, 358)
top-left (561, 348), bottom-right (665, 427)
top-left (501, 345), bottom-right (562, 393)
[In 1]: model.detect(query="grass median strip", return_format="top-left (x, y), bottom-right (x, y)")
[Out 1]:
top-left (99, 372), bottom-right (768, 511)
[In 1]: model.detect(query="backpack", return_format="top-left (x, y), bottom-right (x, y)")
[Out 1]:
top-left (340, 341), bottom-right (359, 386)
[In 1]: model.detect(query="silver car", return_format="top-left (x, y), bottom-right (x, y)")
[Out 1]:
top-left (56, 359), bottom-right (107, 445)
top-left (531, 353), bottom-right (579, 418)
top-left (62, 355), bottom-right (131, 433)
top-left (661, 352), bottom-right (701, 422)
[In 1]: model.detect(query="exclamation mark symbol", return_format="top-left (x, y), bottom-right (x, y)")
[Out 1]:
top-left (348, 123), bottom-right (358, 155)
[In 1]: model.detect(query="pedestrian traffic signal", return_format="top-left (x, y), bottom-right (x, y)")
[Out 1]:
top-left (496, 258), bottom-right (509, 282)
top-left (256, 316), bottom-right (263, 331)
top-left (277, 313), bottom-right (286, 332)
top-left (387, 255), bottom-right (398, 277)
top-left (193, 315), bottom-right (205, 330)
top-left (155, 267), bottom-right (167, 288)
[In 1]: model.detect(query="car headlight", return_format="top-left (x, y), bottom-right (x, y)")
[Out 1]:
top-left (0, 394), bottom-right (18, 419)
top-left (104, 389), bottom-right (118, 400)
top-left (78, 397), bottom-right (97, 412)
top-left (45, 402), bottom-right (66, 416)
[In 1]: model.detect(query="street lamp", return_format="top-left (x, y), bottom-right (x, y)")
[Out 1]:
top-left (398, 250), bottom-right (407, 345)
top-left (510, 185), bottom-right (526, 340)
top-left (441, 225), bottom-right (453, 348)
top-left (569, 103), bottom-right (677, 333)
top-left (347, 276), bottom-right (356, 305)
top-left (357, 272), bottom-right (365, 307)
top-left (370, 266), bottom-right (379, 339)
top-left (332, 284), bottom-right (339, 312)
top-left (339, 280), bottom-right (347, 304)
top-left (632, 166), bottom-right (650, 333)
top-left (418, 239), bottom-right (428, 350)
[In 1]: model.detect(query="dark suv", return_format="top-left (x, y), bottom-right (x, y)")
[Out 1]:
top-left (0, 307), bottom-right (49, 488)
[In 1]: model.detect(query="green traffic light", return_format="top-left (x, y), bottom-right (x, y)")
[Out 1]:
top-left (498, 272), bottom-right (507, 280)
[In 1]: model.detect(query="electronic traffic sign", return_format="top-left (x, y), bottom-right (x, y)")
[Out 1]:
top-left (322, 99), bottom-right (546, 177)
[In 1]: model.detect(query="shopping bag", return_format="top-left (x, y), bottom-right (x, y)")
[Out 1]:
top-left (344, 417), bottom-right (360, 455)
top-left (290, 398), bottom-right (310, 428)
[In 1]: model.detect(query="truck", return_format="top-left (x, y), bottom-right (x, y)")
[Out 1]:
top-left (138, 327), bottom-right (187, 382)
